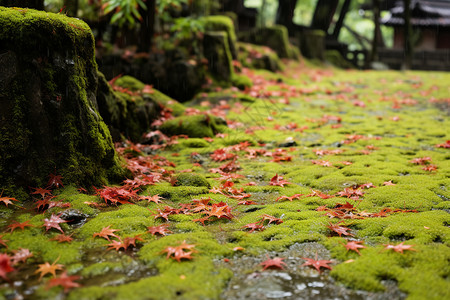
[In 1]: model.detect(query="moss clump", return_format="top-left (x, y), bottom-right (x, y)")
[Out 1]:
top-left (0, 7), bottom-right (125, 195)
top-left (160, 114), bottom-right (227, 138)
top-left (173, 173), bottom-right (211, 188)
top-left (325, 50), bottom-right (355, 69)
top-left (202, 15), bottom-right (237, 58)
top-left (231, 73), bottom-right (253, 90)
top-left (239, 25), bottom-right (295, 59)
top-left (237, 42), bottom-right (285, 72)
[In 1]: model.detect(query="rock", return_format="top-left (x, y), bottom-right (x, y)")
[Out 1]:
top-left (203, 31), bottom-right (234, 82)
top-left (0, 7), bottom-right (125, 197)
top-left (298, 29), bottom-right (325, 61)
top-left (325, 50), bottom-right (355, 69)
top-left (202, 15), bottom-right (238, 59)
top-left (239, 25), bottom-right (297, 60)
top-left (237, 42), bottom-right (285, 72)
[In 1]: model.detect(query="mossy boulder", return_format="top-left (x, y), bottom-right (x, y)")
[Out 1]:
top-left (298, 29), bottom-right (325, 61)
top-left (96, 73), bottom-right (159, 142)
top-left (159, 114), bottom-right (227, 138)
top-left (325, 50), bottom-right (355, 69)
top-left (203, 31), bottom-right (234, 82)
top-left (237, 42), bottom-right (285, 72)
top-left (202, 15), bottom-right (237, 59)
top-left (173, 173), bottom-right (211, 188)
top-left (239, 25), bottom-right (297, 60)
top-left (0, 7), bottom-right (125, 196)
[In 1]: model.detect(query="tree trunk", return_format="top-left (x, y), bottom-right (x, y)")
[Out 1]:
top-left (311, 0), bottom-right (339, 32)
top-left (138, 0), bottom-right (155, 52)
top-left (369, 0), bottom-right (381, 64)
top-left (403, 0), bottom-right (413, 70)
top-left (276, 0), bottom-right (298, 35)
top-left (331, 0), bottom-right (351, 40)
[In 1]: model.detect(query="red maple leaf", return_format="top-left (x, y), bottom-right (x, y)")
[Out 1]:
top-left (47, 173), bottom-right (64, 189)
top-left (93, 225), bottom-right (121, 241)
top-left (269, 174), bottom-right (291, 187)
top-left (210, 148), bottom-right (236, 162)
top-left (326, 222), bottom-right (354, 237)
top-left (147, 224), bottom-right (172, 236)
top-left (140, 194), bottom-right (163, 204)
top-left (0, 253), bottom-right (15, 280)
top-left (276, 194), bottom-right (303, 202)
top-left (242, 222), bottom-right (265, 233)
top-left (305, 189), bottom-right (334, 199)
top-left (342, 240), bottom-right (366, 255)
top-left (0, 191), bottom-right (19, 207)
top-left (50, 234), bottom-right (73, 243)
top-left (0, 235), bottom-right (9, 248)
top-left (30, 187), bottom-right (52, 199)
top-left (7, 220), bottom-right (34, 233)
top-left (260, 214), bottom-right (283, 225)
top-left (383, 242), bottom-right (416, 254)
top-left (46, 271), bottom-right (81, 293)
top-left (11, 248), bottom-right (33, 265)
top-left (162, 240), bottom-right (196, 262)
top-left (260, 256), bottom-right (286, 270)
top-left (42, 214), bottom-right (68, 233)
top-left (301, 255), bottom-right (333, 273)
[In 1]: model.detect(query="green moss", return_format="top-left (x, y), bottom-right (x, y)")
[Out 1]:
top-left (325, 50), bottom-right (355, 69)
top-left (231, 73), bottom-right (253, 90)
top-left (173, 173), bottom-right (211, 188)
top-left (202, 15), bottom-right (237, 58)
top-left (180, 138), bottom-right (211, 148)
top-left (145, 183), bottom-right (209, 203)
top-left (160, 114), bottom-right (227, 138)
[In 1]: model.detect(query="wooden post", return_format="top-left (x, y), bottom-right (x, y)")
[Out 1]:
top-left (403, 0), bottom-right (413, 69)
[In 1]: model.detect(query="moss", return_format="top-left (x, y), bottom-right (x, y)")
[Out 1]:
top-left (0, 7), bottom-right (125, 195)
top-left (173, 173), bottom-right (211, 188)
top-left (160, 114), bottom-right (227, 138)
top-left (202, 15), bottom-right (237, 58)
top-left (144, 183), bottom-right (209, 203)
top-left (180, 138), bottom-right (211, 148)
top-left (237, 42), bottom-right (285, 72)
top-left (231, 73), bottom-right (253, 90)
top-left (325, 50), bottom-right (355, 69)
top-left (238, 25), bottom-right (294, 59)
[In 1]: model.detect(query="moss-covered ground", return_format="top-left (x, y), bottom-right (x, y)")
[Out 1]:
top-left (1, 61), bottom-right (449, 299)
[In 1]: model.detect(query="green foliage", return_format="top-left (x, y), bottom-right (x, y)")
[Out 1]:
top-left (102, 0), bottom-right (147, 28)
top-left (157, 0), bottom-right (188, 22)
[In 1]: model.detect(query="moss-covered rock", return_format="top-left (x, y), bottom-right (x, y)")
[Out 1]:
top-left (239, 25), bottom-right (297, 60)
top-left (203, 31), bottom-right (234, 82)
top-left (325, 50), bottom-right (355, 69)
top-left (237, 42), bottom-right (285, 72)
top-left (298, 29), bottom-right (325, 61)
top-left (202, 15), bottom-right (237, 59)
top-left (159, 114), bottom-right (227, 138)
top-left (0, 7), bottom-right (125, 196)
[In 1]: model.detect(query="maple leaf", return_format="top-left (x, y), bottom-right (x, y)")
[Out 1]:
top-left (0, 235), bottom-right (9, 248)
top-left (47, 173), bottom-right (64, 189)
top-left (383, 242), bottom-right (416, 254)
top-left (260, 214), bottom-right (283, 225)
top-left (30, 187), bottom-right (52, 199)
top-left (326, 222), bottom-right (354, 237)
top-left (276, 194), bottom-right (303, 202)
top-left (140, 194), bottom-right (163, 204)
top-left (7, 220), bottom-right (34, 233)
top-left (162, 240), bottom-right (197, 262)
top-left (93, 225), bottom-right (121, 241)
top-left (342, 240), bottom-right (366, 255)
top-left (35, 259), bottom-right (64, 280)
top-left (107, 235), bottom-right (143, 251)
top-left (0, 191), bottom-right (19, 207)
top-left (0, 253), bottom-right (15, 280)
top-left (242, 222), bottom-right (265, 233)
top-left (383, 180), bottom-right (396, 186)
top-left (301, 255), bottom-right (333, 273)
top-left (147, 224), bottom-right (172, 236)
top-left (305, 189), bottom-right (334, 199)
top-left (210, 148), bottom-right (236, 162)
top-left (42, 214), bottom-right (68, 233)
top-left (269, 174), bottom-right (291, 187)
top-left (11, 248), bottom-right (33, 265)
top-left (50, 234), bottom-right (73, 243)
top-left (46, 271), bottom-right (81, 293)
top-left (260, 256), bottom-right (286, 271)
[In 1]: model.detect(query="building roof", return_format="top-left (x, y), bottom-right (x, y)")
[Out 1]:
top-left (382, 0), bottom-right (450, 27)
